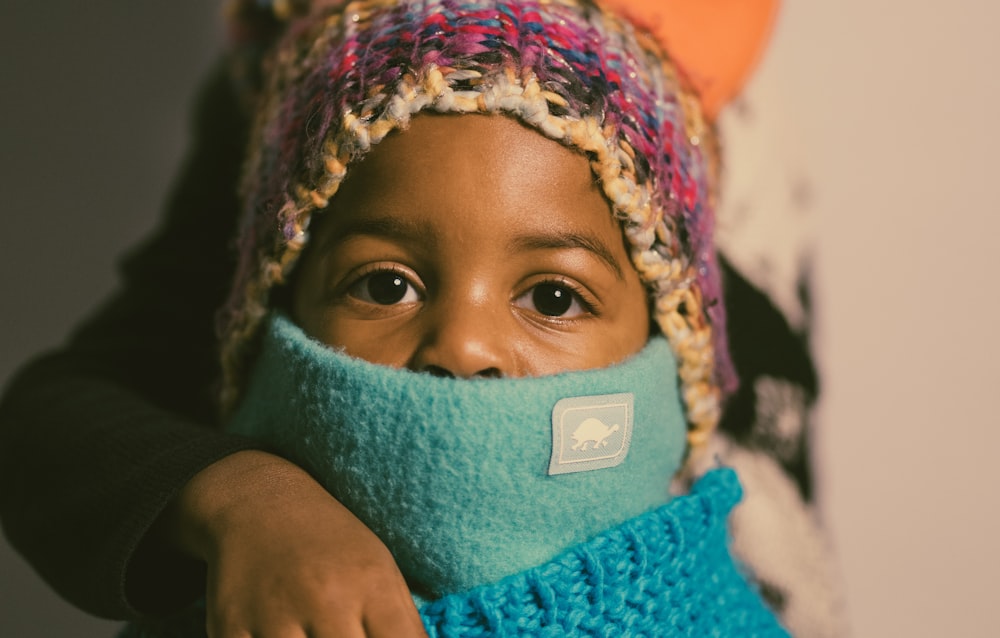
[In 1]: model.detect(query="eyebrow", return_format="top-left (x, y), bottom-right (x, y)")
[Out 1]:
top-left (321, 213), bottom-right (625, 280)
top-left (509, 231), bottom-right (626, 280)
top-left (319, 214), bottom-right (437, 250)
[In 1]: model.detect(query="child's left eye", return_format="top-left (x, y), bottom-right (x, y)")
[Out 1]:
top-left (514, 282), bottom-right (590, 318)
top-left (347, 270), bottom-right (422, 305)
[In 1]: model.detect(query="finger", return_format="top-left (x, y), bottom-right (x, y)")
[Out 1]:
top-left (207, 599), bottom-right (311, 638)
top-left (303, 615), bottom-right (367, 638)
top-left (205, 617), bottom-right (253, 638)
top-left (360, 592), bottom-right (428, 638)
top-left (303, 586), bottom-right (426, 638)
top-left (362, 612), bottom-right (428, 638)
top-left (205, 603), bottom-right (253, 638)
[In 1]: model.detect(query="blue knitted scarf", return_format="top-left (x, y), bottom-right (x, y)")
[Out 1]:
top-left (120, 314), bottom-right (787, 636)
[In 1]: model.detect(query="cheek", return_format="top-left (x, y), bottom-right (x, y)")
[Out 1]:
top-left (298, 309), bottom-right (420, 368)
top-left (290, 257), bottom-right (326, 338)
top-left (542, 281), bottom-right (650, 373)
top-left (616, 292), bottom-right (652, 357)
top-left (333, 325), bottom-right (413, 367)
top-left (602, 278), bottom-right (652, 363)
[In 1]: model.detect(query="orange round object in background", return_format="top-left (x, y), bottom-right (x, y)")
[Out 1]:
top-left (600, 0), bottom-right (781, 120)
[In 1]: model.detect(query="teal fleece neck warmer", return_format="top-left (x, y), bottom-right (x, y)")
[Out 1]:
top-left (119, 314), bottom-right (788, 637)
top-left (227, 313), bottom-right (688, 599)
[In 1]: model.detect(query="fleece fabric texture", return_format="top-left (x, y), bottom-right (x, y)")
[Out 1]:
top-left (118, 469), bottom-right (787, 637)
top-left (226, 313), bottom-right (689, 599)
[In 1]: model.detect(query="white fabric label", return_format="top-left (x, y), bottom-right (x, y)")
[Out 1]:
top-left (548, 392), bottom-right (634, 476)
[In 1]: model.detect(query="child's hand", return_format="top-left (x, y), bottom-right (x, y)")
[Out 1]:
top-left (164, 450), bottom-right (428, 637)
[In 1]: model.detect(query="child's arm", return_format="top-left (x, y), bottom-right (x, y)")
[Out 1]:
top-left (157, 450), bottom-right (426, 637)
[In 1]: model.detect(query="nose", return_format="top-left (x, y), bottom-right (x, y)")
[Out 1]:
top-left (408, 294), bottom-right (510, 379)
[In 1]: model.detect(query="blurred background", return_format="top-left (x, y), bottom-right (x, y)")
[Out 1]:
top-left (1, 1), bottom-right (997, 636)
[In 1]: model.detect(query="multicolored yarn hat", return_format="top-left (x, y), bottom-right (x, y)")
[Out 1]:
top-left (220, 0), bottom-right (761, 451)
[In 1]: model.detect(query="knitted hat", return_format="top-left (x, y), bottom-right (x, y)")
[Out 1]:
top-left (220, 0), bottom-right (745, 450)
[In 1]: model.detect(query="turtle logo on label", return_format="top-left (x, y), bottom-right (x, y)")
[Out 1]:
top-left (548, 393), bottom-right (634, 476)
top-left (571, 419), bottom-right (620, 451)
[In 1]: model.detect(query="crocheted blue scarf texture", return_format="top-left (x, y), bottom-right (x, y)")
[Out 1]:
top-left (119, 314), bottom-right (787, 636)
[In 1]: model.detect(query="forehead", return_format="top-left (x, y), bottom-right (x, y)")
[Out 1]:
top-left (338, 115), bottom-right (596, 204)
top-left (323, 114), bottom-right (622, 246)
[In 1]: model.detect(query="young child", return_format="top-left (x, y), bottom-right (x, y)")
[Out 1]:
top-left (120, 0), bottom-right (794, 635)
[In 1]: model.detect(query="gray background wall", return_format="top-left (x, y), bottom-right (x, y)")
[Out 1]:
top-left (2, 2), bottom-right (998, 637)
top-left (1, 2), bottom-right (221, 636)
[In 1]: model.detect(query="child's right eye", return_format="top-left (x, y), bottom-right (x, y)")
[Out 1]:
top-left (347, 270), bottom-right (422, 305)
top-left (513, 280), bottom-right (596, 320)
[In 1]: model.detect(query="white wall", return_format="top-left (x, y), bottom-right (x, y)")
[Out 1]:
top-left (758, 1), bottom-right (1000, 636)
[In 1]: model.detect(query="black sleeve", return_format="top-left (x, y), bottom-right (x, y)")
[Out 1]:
top-left (0, 61), bottom-right (268, 620)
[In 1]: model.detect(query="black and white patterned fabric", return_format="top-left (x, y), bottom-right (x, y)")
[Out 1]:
top-left (696, 93), bottom-right (849, 637)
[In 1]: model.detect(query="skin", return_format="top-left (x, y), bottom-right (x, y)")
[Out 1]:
top-left (162, 114), bottom-right (650, 637)
top-left (293, 114), bottom-right (650, 376)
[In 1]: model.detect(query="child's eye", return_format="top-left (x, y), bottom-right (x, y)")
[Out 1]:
top-left (347, 270), bottom-right (421, 305)
top-left (515, 282), bottom-right (591, 318)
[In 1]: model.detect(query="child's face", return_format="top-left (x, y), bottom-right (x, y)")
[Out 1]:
top-left (292, 115), bottom-right (650, 378)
